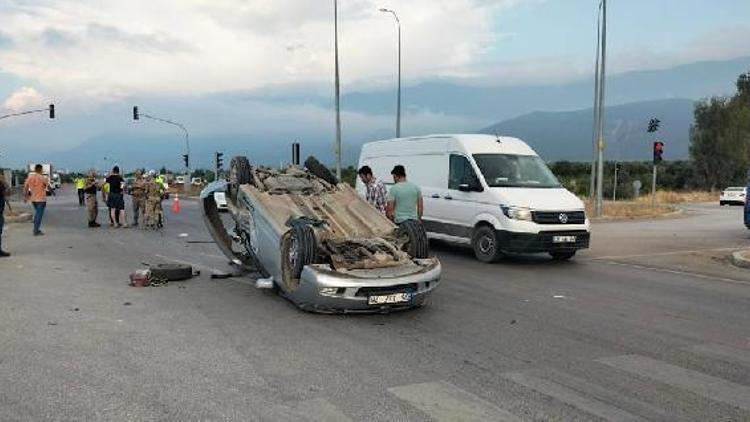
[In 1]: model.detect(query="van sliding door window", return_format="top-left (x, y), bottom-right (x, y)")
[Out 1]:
top-left (449, 155), bottom-right (479, 190)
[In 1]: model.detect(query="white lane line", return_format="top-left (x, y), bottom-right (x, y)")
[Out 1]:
top-left (598, 355), bottom-right (750, 412)
top-left (686, 344), bottom-right (750, 367)
top-left (264, 398), bottom-right (352, 422)
top-left (388, 381), bottom-right (522, 422)
top-left (588, 247), bottom-right (739, 261)
top-left (597, 260), bottom-right (750, 286)
top-left (502, 372), bottom-right (644, 422)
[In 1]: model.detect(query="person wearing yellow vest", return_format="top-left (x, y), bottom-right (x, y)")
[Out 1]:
top-left (75, 175), bottom-right (86, 206)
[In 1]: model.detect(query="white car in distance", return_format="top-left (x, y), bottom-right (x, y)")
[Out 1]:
top-left (719, 187), bottom-right (746, 206)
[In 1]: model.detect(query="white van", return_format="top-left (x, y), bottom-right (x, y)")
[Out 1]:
top-left (356, 134), bottom-right (590, 262)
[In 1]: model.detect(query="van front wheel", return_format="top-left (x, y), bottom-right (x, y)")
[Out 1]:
top-left (472, 226), bottom-right (503, 263)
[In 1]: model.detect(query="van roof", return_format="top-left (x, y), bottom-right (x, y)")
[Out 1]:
top-left (362, 134), bottom-right (538, 156)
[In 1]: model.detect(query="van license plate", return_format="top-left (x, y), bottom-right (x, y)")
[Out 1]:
top-left (553, 236), bottom-right (576, 243)
top-left (368, 293), bottom-right (412, 305)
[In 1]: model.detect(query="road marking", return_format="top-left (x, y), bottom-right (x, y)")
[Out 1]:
top-left (388, 381), bottom-right (522, 422)
top-left (265, 398), bottom-right (352, 422)
top-left (588, 247), bottom-right (739, 261)
top-left (502, 372), bottom-right (644, 422)
top-left (598, 355), bottom-right (750, 411)
top-left (686, 344), bottom-right (750, 367)
top-left (597, 260), bottom-right (750, 287)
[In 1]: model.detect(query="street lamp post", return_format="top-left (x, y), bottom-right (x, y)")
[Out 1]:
top-left (379, 8), bottom-right (401, 138)
top-left (594, 0), bottom-right (607, 217)
top-left (132, 106), bottom-right (191, 193)
top-left (334, 0), bottom-right (342, 180)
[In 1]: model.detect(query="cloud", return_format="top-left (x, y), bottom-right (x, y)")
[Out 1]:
top-left (0, 0), bottom-right (524, 101)
top-left (2, 86), bottom-right (47, 111)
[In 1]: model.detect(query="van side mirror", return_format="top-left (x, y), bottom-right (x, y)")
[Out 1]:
top-left (459, 183), bottom-right (483, 193)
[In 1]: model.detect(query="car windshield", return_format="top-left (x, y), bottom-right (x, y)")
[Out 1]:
top-left (473, 154), bottom-right (561, 188)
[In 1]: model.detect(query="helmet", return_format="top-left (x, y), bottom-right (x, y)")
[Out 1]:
top-left (148, 170), bottom-right (156, 176)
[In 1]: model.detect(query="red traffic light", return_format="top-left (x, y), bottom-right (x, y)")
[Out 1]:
top-left (653, 141), bottom-right (664, 163)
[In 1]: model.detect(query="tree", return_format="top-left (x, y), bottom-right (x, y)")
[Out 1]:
top-left (690, 71), bottom-right (750, 189)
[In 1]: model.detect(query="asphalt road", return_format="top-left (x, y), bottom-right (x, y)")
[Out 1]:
top-left (2, 188), bottom-right (750, 421)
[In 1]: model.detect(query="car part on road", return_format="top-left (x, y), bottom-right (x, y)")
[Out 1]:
top-left (472, 225), bottom-right (503, 263)
top-left (148, 263), bottom-right (193, 281)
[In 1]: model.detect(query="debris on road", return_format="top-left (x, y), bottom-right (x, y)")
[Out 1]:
top-left (123, 302), bottom-right (132, 306)
top-left (210, 271), bottom-right (233, 280)
top-left (553, 295), bottom-right (567, 299)
top-left (178, 233), bottom-right (189, 238)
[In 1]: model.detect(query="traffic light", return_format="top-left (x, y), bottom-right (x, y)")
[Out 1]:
top-left (133, 106), bottom-right (139, 120)
top-left (48, 104), bottom-right (55, 119)
top-left (183, 154), bottom-right (190, 168)
top-left (653, 141), bottom-right (664, 164)
top-left (647, 118), bottom-right (660, 133)
top-left (215, 152), bottom-right (224, 169)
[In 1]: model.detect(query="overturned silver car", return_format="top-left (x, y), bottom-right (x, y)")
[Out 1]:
top-left (201, 156), bottom-right (441, 313)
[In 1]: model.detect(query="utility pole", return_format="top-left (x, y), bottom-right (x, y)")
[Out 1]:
top-left (334, 0), bottom-right (342, 180)
top-left (589, 2), bottom-right (602, 205)
top-left (594, 0), bottom-right (607, 217)
top-left (612, 162), bottom-right (619, 202)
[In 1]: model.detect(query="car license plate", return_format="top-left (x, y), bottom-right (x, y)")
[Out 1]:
top-left (553, 235), bottom-right (576, 243)
top-left (368, 293), bottom-right (412, 305)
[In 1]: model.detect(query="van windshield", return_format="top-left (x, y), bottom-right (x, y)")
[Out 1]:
top-left (473, 154), bottom-right (562, 188)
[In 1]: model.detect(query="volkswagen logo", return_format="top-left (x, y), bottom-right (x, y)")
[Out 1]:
top-left (558, 213), bottom-right (569, 224)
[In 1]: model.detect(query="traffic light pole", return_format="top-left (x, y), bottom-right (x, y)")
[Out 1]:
top-left (651, 164), bottom-right (658, 206)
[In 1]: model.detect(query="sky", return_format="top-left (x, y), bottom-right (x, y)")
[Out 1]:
top-left (0, 0), bottom-right (749, 168)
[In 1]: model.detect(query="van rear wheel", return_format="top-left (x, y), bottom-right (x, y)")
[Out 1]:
top-left (472, 226), bottom-right (503, 263)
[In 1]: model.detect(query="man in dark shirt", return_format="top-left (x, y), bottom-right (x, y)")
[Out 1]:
top-left (0, 172), bottom-right (9, 257)
top-left (105, 166), bottom-right (128, 228)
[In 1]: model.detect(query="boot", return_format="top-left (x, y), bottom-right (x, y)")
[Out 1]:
top-left (0, 250), bottom-right (10, 257)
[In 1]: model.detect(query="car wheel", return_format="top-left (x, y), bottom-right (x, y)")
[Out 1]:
top-left (550, 251), bottom-right (576, 261)
top-left (286, 224), bottom-right (317, 279)
top-left (149, 263), bottom-right (193, 281)
top-left (399, 220), bottom-right (430, 259)
top-left (472, 226), bottom-right (503, 263)
top-left (304, 156), bottom-right (339, 185)
top-left (229, 156), bottom-right (253, 202)
top-left (720, 201), bottom-right (725, 206)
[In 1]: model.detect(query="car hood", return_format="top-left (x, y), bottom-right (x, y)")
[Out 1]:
top-left (492, 187), bottom-right (584, 211)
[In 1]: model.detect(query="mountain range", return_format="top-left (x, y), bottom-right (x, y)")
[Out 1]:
top-left (1, 56), bottom-right (748, 170)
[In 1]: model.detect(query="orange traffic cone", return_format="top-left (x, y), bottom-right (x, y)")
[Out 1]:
top-left (171, 194), bottom-right (182, 214)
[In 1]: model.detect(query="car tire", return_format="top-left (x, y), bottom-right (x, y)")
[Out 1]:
top-left (472, 225), bottom-right (503, 263)
top-left (287, 224), bottom-right (317, 279)
top-left (550, 251), bottom-right (576, 261)
top-left (720, 201), bottom-right (726, 206)
top-left (399, 220), bottom-right (430, 259)
top-left (229, 156), bottom-right (253, 202)
top-left (304, 156), bottom-right (339, 185)
top-left (149, 263), bottom-right (193, 281)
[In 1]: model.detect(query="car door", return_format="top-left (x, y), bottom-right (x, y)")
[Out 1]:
top-left (425, 154), bottom-right (482, 241)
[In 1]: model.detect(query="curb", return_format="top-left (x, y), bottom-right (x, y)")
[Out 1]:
top-left (590, 207), bottom-right (683, 223)
top-left (4, 212), bottom-right (32, 223)
top-left (730, 250), bottom-right (750, 269)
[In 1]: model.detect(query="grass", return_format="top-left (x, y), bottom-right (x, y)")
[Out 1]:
top-left (583, 190), bottom-right (717, 219)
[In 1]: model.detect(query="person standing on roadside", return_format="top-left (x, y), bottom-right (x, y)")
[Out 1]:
top-left (386, 165), bottom-right (423, 224)
top-left (0, 172), bottom-right (10, 257)
top-left (101, 178), bottom-right (113, 226)
top-left (75, 175), bottom-right (86, 206)
top-left (130, 170), bottom-right (146, 227)
top-left (84, 170), bottom-right (101, 228)
top-left (23, 164), bottom-right (48, 236)
top-left (105, 166), bottom-right (128, 228)
top-left (358, 165), bottom-right (388, 214)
